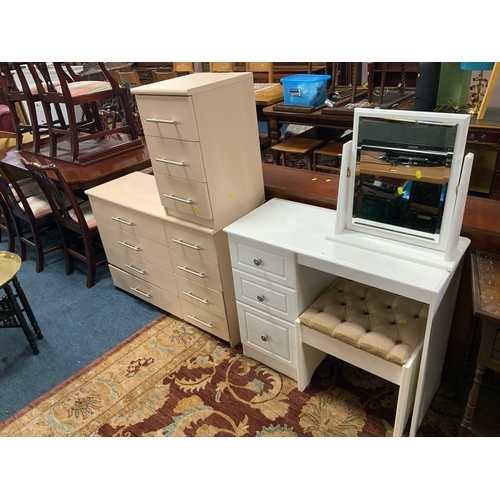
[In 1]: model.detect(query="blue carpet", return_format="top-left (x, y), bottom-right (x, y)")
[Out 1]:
top-left (0, 238), bottom-right (164, 422)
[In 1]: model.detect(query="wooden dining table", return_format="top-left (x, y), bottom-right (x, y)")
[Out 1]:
top-left (0, 137), bottom-right (152, 191)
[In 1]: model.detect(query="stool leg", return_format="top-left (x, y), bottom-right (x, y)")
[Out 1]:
top-left (11, 276), bottom-right (43, 339)
top-left (3, 283), bottom-right (39, 355)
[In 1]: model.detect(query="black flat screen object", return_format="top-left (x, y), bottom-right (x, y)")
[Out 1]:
top-left (414, 63), bottom-right (441, 111)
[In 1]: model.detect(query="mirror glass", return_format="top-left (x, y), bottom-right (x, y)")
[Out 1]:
top-left (352, 116), bottom-right (458, 242)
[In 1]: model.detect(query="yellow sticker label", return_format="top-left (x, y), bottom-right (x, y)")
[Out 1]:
top-left (416, 171), bottom-right (422, 179)
top-left (400, 319), bottom-right (407, 324)
top-left (193, 206), bottom-right (199, 213)
top-left (228, 193), bottom-right (233, 198)
top-left (397, 187), bottom-right (403, 195)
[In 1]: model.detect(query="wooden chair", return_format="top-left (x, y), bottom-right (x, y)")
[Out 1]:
top-left (245, 62), bottom-right (274, 83)
top-left (209, 63), bottom-right (235, 73)
top-left (21, 160), bottom-right (107, 288)
top-left (173, 63), bottom-right (195, 75)
top-left (0, 165), bottom-right (62, 272)
top-left (151, 69), bottom-right (178, 82)
top-left (0, 63), bottom-right (44, 152)
top-left (27, 63), bottom-right (141, 164)
top-left (0, 182), bottom-right (16, 252)
top-left (116, 70), bottom-right (142, 87)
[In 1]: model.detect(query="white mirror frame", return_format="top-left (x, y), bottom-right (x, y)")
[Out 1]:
top-left (334, 108), bottom-right (471, 257)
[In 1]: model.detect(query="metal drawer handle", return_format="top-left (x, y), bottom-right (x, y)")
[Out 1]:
top-left (261, 334), bottom-right (269, 342)
top-left (182, 291), bottom-right (209, 304)
top-left (124, 264), bottom-right (146, 275)
top-left (119, 241), bottom-right (140, 251)
top-left (178, 266), bottom-right (205, 278)
top-left (155, 158), bottom-right (186, 166)
top-left (111, 216), bottom-right (133, 226)
top-left (146, 118), bottom-right (177, 124)
top-left (257, 294), bottom-right (265, 302)
top-left (163, 194), bottom-right (193, 204)
top-left (187, 315), bottom-right (213, 328)
top-left (172, 238), bottom-right (201, 250)
top-left (130, 287), bottom-right (152, 298)
top-left (253, 258), bottom-right (262, 266)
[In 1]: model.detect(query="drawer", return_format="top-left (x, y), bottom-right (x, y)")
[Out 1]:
top-left (91, 198), bottom-right (168, 246)
top-left (104, 245), bottom-right (177, 295)
top-left (110, 265), bottom-right (182, 318)
top-left (99, 221), bottom-right (172, 271)
top-left (164, 223), bottom-right (218, 264)
top-left (467, 129), bottom-right (500, 145)
top-left (137, 95), bottom-right (199, 141)
top-left (232, 269), bottom-right (298, 322)
top-left (147, 136), bottom-right (206, 183)
top-left (236, 301), bottom-right (296, 365)
top-left (175, 275), bottom-right (226, 318)
top-left (170, 249), bottom-right (222, 291)
top-left (181, 299), bottom-right (230, 342)
top-left (228, 236), bottom-right (297, 288)
top-left (155, 172), bottom-right (213, 221)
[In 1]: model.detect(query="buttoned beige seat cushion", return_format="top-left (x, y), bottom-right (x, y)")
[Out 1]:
top-left (299, 277), bottom-right (428, 365)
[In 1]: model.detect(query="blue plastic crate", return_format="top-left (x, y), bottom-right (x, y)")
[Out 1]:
top-left (281, 74), bottom-right (331, 107)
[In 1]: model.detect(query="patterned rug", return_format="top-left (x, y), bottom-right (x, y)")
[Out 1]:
top-left (0, 315), bottom-right (461, 437)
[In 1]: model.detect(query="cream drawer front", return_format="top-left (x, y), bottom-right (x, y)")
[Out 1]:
top-left (164, 224), bottom-right (218, 264)
top-left (91, 199), bottom-right (168, 246)
top-left (170, 249), bottom-right (222, 291)
top-left (175, 275), bottom-right (225, 318)
top-left (137, 95), bottom-right (199, 141)
top-left (232, 269), bottom-right (298, 322)
top-left (105, 245), bottom-right (177, 295)
top-left (228, 236), bottom-right (296, 288)
top-left (110, 265), bottom-right (182, 318)
top-left (236, 302), bottom-right (295, 364)
top-left (99, 222), bottom-right (172, 271)
top-left (155, 172), bottom-right (213, 221)
top-left (181, 299), bottom-right (230, 342)
top-left (147, 136), bottom-right (206, 183)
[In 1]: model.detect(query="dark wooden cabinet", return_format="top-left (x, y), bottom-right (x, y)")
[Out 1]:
top-left (373, 62), bottom-right (419, 88)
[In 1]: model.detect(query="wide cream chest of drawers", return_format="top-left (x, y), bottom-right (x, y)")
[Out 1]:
top-left (87, 73), bottom-right (265, 347)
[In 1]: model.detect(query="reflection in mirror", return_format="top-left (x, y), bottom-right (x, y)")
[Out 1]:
top-left (352, 116), bottom-right (458, 241)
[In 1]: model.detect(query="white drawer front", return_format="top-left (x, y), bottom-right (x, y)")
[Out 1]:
top-left (175, 275), bottom-right (225, 318)
top-left (99, 222), bottom-right (172, 271)
top-left (155, 172), bottom-right (213, 221)
top-left (232, 269), bottom-right (298, 322)
top-left (228, 236), bottom-right (296, 288)
top-left (236, 302), bottom-right (295, 364)
top-left (105, 245), bottom-right (177, 295)
top-left (137, 95), bottom-right (199, 141)
top-left (91, 199), bottom-right (168, 246)
top-left (164, 223), bottom-right (218, 264)
top-left (170, 249), bottom-right (222, 291)
top-left (147, 136), bottom-right (206, 183)
top-left (110, 265), bottom-right (182, 318)
top-left (181, 299), bottom-right (230, 342)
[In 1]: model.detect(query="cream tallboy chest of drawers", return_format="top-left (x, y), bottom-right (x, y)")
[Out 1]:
top-left (87, 73), bottom-right (265, 348)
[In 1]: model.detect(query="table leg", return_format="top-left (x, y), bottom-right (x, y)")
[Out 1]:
top-left (12, 276), bottom-right (43, 339)
top-left (267, 116), bottom-right (281, 163)
top-left (3, 283), bottom-right (39, 355)
top-left (459, 319), bottom-right (498, 436)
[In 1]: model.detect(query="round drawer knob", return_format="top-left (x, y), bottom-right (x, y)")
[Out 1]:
top-left (257, 294), bottom-right (265, 302)
top-left (481, 134), bottom-right (488, 142)
top-left (261, 334), bottom-right (269, 342)
top-left (469, 132), bottom-right (476, 141)
top-left (253, 258), bottom-right (262, 266)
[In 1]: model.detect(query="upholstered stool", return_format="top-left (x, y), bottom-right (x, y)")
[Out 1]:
top-left (0, 251), bottom-right (43, 355)
top-left (296, 277), bottom-right (428, 436)
top-left (271, 136), bottom-right (325, 170)
top-left (313, 141), bottom-right (344, 172)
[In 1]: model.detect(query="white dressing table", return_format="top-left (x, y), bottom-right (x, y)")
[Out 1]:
top-left (225, 108), bottom-right (473, 436)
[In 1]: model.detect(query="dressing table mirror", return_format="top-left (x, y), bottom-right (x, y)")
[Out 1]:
top-left (333, 108), bottom-right (473, 265)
